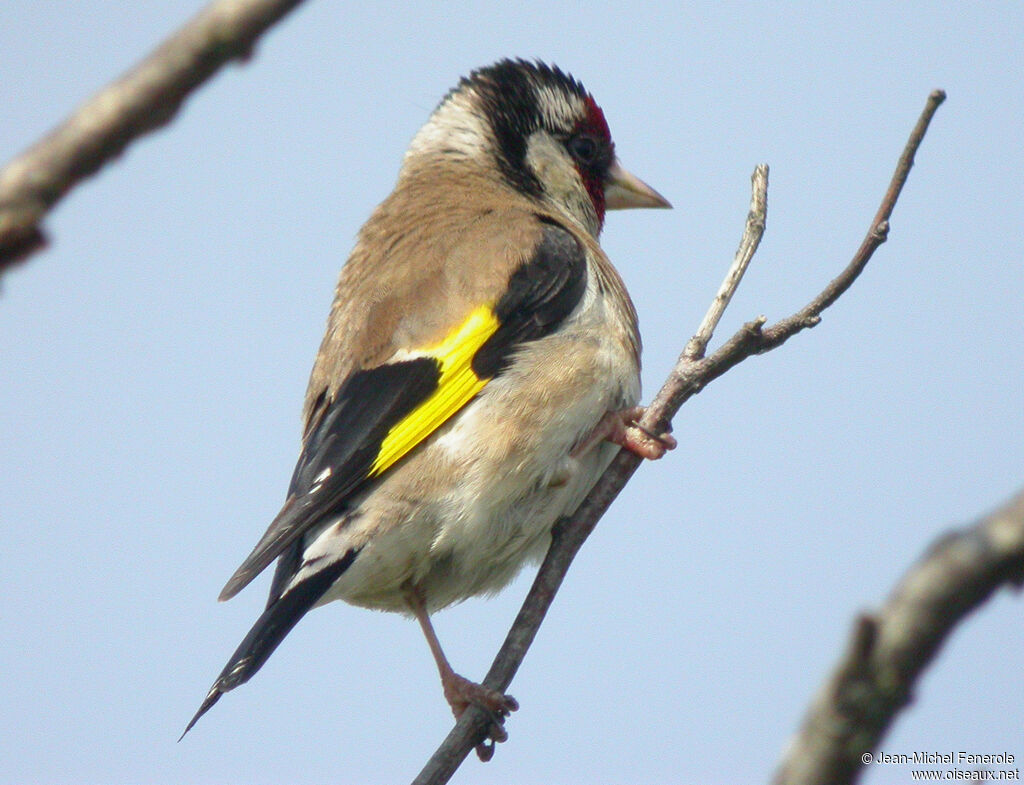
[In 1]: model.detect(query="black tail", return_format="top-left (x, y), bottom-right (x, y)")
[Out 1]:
top-left (180, 550), bottom-right (357, 740)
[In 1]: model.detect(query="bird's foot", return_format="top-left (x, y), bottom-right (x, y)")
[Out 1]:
top-left (442, 671), bottom-right (518, 761)
top-left (578, 406), bottom-right (677, 460)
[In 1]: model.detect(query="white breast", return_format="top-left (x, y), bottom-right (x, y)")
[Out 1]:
top-left (415, 265), bottom-right (641, 607)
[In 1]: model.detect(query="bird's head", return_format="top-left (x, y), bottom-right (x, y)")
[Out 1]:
top-left (404, 59), bottom-right (670, 237)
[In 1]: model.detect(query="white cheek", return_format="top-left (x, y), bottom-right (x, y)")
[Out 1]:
top-left (525, 138), bottom-right (574, 191)
top-left (524, 133), bottom-right (598, 234)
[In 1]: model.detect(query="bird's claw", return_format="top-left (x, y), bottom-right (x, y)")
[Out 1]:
top-left (581, 406), bottom-right (676, 460)
top-left (442, 671), bottom-right (518, 760)
top-left (627, 419), bottom-right (678, 459)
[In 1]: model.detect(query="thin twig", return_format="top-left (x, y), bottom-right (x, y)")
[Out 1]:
top-left (685, 164), bottom-right (769, 361)
top-left (646, 90), bottom-right (946, 433)
top-left (0, 0), bottom-right (311, 275)
top-left (773, 487), bottom-right (1024, 785)
top-left (412, 90), bottom-right (945, 785)
top-left (759, 89), bottom-right (948, 348)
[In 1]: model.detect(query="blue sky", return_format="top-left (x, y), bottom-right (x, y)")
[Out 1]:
top-left (2, 2), bottom-right (1022, 784)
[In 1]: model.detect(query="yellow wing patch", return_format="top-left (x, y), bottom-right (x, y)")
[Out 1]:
top-left (369, 306), bottom-right (499, 477)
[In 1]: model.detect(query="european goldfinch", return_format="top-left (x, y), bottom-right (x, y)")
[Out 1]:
top-left (184, 59), bottom-right (672, 745)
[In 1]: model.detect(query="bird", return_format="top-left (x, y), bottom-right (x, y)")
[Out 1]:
top-left (183, 58), bottom-right (673, 752)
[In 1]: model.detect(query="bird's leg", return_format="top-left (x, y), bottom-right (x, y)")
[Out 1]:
top-left (574, 405), bottom-right (677, 460)
top-left (403, 585), bottom-right (518, 760)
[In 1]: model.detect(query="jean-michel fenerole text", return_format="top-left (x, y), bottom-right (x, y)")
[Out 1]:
top-left (873, 752), bottom-right (1015, 766)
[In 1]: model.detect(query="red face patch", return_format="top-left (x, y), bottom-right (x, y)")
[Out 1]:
top-left (573, 95), bottom-right (615, 229)
top-left (582, 95), bottom-right (611, 142)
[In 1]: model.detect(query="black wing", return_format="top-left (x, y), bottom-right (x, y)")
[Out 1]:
top-left (218, 359), bottom-right (440, 601)
top-left (218, 219), bottom-right (587, 603)
top-left (473, 217), bottom-right (587, 377)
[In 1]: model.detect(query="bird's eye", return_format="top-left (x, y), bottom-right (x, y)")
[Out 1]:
top-left (567, 134), bottom-right (599, 166)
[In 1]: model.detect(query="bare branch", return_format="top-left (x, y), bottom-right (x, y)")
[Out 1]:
top-left (773, 488), bottom-right (1024, 785)
top-left (0, 0), bottom-right (310, 275)
top-left (643, 90), bottom-right (946, 437)
top-left (685, 163), bottom-right (769, 361)
top-left (759, 89), bottom-right (947, 348)
top-left (411, 91), bottom-right (946, 784)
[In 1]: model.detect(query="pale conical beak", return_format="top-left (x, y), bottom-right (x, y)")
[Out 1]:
top-left (604, 159), bottom-right (672, 210)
